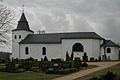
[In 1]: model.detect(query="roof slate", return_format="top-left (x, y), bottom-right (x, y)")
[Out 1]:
top-left (12, 13), bottom-right (34, 33)
top-left (19, 32), bottom-right (104, 44)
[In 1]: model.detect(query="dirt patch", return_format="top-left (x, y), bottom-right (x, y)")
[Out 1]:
top-left (112, 63), bottom-right (120, 69)
top-left (81, 65), bottom-right (98, 70)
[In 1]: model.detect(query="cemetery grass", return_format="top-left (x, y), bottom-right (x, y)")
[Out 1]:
top-left (87, 63), bottom-right (120, 77)
top-left (75, 63), bottom-right (120, 80)
top-left (0, 72), bottom-right (61, 80)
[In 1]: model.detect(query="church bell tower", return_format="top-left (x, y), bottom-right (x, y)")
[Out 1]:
top-left (12, 12), bottom-right (34, 59)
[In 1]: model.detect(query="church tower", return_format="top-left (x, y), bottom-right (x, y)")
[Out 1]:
top-left (12, 12), bottom-right (34, 59)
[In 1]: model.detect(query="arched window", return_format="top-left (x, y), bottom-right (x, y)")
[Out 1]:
top-left (15, 35), bottom-right (17, 39)
top-left (107, 48), bottom-right (111, 53)
top-left (72, 43), bottom-right (84, 52)
top-left (25, 47), bottom-right (29, 55)
top-left (42, 47), bottom-right (46, 55)
top-left (19, 35), bottom-right (21, 39)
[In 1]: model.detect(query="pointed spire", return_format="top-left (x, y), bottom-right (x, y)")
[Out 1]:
top-left (19, 12), bottom-right (27, 22)
top-left (12, 11), bottom-right (33, 33)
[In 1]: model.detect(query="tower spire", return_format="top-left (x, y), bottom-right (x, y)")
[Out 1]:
top-left (22, 4), bottom-right (24, 13)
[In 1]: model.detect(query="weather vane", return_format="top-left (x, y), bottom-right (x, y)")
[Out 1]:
top-left (22, 4), bottom-right (24, 13)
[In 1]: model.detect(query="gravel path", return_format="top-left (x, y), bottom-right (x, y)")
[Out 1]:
top-left (53, 61), bottom-right (120, 80)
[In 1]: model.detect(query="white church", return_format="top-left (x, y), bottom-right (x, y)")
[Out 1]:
top-left (12, 12), bottom-right (120, 61)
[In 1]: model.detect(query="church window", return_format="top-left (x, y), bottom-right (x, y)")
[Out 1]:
top-left (15, 35), bottom-right (17, 39)
top-left (19, 35), bottom-right (21, 39)
top-left (25, 47), bottom-right (29, 55)
top-left (42, 47), bottom-right (46, 55)
top-left (72, 43), bottom-right (84, 52)
top-left (107, 48), bottom-right (111, 53)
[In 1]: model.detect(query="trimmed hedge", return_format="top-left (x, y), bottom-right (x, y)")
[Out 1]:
top-left (46, 68), bottom-right (77, 74)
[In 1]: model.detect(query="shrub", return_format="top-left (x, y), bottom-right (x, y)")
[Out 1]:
top-left (102, 71), bottom-right (117, 80)
top-left (73, 57), bottom-right (81, 69)
top-left (19, 61), bottom-right (32, 71)
top-left (32, 60), bottom-right (39, 67)
top-left (70, 52), bottom-right (74, 61)
top-left (98, 56), bottom-right (101, 61)
top-left (81, 62), bottom-right (88, 67)
top-left (27, 57), bottom-right (34, 61)
top-left (82, 52), bottom-right (88, 62)
top-left (18, 64), bottom-right (24, 69)
top-left (40, 61), bottom-right (51, 71)
top-left (66, 51), bottom-right (70, 61)
top-left (13, 58), bottom-right (20, 64)
top-left (44, 56), bottom-right (48, 61)
top-left (5, 61), bottom-right (17, 72)
top-left (24, 61), bottom-right (32, 71)
top-left (46, 68), bottom-right (76, 74)
top-left (32, 67), bottom-right (39, 72)
top-left (61, 61), bottom-right (72, 68)
top-left (90, 57), bottom-right (94, 62)
top-left (89, 71), bottom-right (117, 80)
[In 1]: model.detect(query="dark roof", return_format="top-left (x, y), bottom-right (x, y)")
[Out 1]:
top-left (102, 40), bottom-right (120, 47)
top-left (12, 13), bottom-right (34, 33)
top-left (19, 32), bottom-right (104, 44)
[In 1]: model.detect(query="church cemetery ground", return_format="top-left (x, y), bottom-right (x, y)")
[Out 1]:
top-left (0, 57), bottom-right (92, 80)
top-left (0, 59), bottom-right (119, 80)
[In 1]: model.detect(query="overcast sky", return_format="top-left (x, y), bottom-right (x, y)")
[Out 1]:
top-left (2, 0), bottom-right (120, 43)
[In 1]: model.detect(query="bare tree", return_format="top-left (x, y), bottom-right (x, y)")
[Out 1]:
top-left (0, 4), bottom-right (14, 41)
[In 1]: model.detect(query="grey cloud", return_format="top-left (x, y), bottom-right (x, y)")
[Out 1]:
top-left (3, 0), bottom-right (120, 42)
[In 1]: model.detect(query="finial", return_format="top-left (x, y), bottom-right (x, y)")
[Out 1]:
top-left (22, 4), bottom-right (24, 13)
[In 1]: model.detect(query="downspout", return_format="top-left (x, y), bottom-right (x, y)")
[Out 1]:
top-left (19, 43), bottom-right (20, 60)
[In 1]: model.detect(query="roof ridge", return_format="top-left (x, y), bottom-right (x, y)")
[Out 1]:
top-left (20, 32), bottom-right (104, 44)
top-left (35, 32), bottom-right (96, 35)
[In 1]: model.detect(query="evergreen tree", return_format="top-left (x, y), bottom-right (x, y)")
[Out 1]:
top-left (66, 51), bottom-right (70, 61)
top-left (44, 56), bottom-right (48, 61)
top-left (71, 52), bottom-right (74, 61)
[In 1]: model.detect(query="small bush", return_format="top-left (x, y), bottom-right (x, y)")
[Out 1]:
top-left (82, 52), bottom-right (88, 62)
top-left (90, 57), bottom-right (94, 62)
top-left (81, 62), bottom-right (88, 67)
top-left (74, 57), bottom-right (81, 69)
top-left (98, 56), bottom-right (101, 61)
top-left (5, 61), bottom-right (17, 72)
top-left (61, 61), bottom-right (72, 68)
top-left (24, 61), bottom-right (32, 71)
top-left (32, 67), bottom-right (39, 72)
top-left (44, 56), bottom-right (48, 61)
top-left (89, 71), bottom-right (117, 80)
top-left (40, 61), bottom-right (51, 71)
top-left (103, 71), bottom-right (117, 80)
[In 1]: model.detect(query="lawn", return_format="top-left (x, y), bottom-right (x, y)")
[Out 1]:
top-left (0, 72), bottom-right (61, 80)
